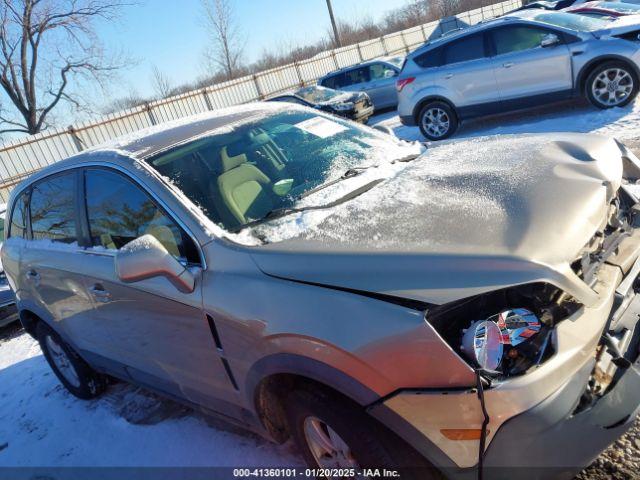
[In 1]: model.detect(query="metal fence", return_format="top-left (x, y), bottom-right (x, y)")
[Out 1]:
top-left (0, 0), bottom-right (521, 202)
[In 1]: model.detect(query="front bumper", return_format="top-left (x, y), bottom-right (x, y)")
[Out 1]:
top-left (368, 259), bottom-right (640, 478)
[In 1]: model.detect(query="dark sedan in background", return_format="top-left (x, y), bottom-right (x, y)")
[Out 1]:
top-left (267, 85), bottom-right (374, 123)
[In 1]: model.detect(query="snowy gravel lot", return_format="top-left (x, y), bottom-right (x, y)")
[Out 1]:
top-left (1, 99), bottom-right (640, 476)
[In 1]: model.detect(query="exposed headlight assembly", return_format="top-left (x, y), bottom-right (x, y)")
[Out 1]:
top-left (426, 284), bottom-right (580, 377)
top-left (460, 308), bottom-right (547, 375)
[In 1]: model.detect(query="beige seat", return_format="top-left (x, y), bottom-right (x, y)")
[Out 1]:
top-left (218, 147), bottom-right (273, 225)
top-left (144, 211), bottom-right (181, 258)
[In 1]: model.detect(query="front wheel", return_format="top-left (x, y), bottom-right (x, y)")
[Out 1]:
top-left (285, 387), bottom-right (439, 478)
top-left (586, 61), bottom-right (639, 109)
top-left (418, 101), bottom-right (458, 141)
top-left (37, 322), bottom-right (107, 399)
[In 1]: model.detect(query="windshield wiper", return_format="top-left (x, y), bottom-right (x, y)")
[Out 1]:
top-left (392, 152), bottom-right (422, 163)
top-left (298, 166), bottom-right (372, 199)
top-left (232, 178), bottom-right (385, 233)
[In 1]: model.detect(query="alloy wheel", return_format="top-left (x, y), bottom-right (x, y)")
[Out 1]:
top-left (422, 107), bottom-right (450, 138)
top-left (592, 68), bottom-right (634, 107)
top-left (303, 416), bottom-right (361, 469)
top-left (45, 335), bottom-right (81, 388)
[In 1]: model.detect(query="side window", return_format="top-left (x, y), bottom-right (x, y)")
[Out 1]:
top-left (343, 67), bottom-right (370, 86)
top-left (491, 26), bottom-right (557, 56)
top-left (322, 73), bottom-right (345, 89)
top-left (443, 33), bottom-right (486, 65)
top-left (369, 63), bottom-right (397, 80)
top-left (84, 169), bottom-right (200, 265)
top-left (8, 190), bottom-right (28, 239)
top-left (30, 173), bottom-right (77, 243)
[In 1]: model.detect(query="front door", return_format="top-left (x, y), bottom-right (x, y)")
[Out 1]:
top-left (366, 62), bottom-right (399, 109)
top-left (489, 24), bottom-right (573, 102)
top-left (78, 167), bottom-right (238, 412)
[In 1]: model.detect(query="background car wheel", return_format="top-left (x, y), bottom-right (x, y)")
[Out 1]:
top-left (586, 61), bottom-right (639, 109)
top-left (37, 322), bottom-right (107, 400)
top-left (285, 386), bottom-right (440, 479)
top-left (418, 101), bottom-right (458, 141)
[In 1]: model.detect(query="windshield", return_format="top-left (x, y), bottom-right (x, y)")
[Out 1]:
top-left (146, 109), bottom-right (422, 234)
top-left (531, 11), bottom-right (610, 30)
top-left (295, 86), bottom-right (344, 103)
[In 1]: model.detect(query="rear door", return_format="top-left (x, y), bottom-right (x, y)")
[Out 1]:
top-left (366, 62), bottom-right (399, 108)
top-left (438, 32), bottom-right (501, 112)
top-left (78, 167), bottom-right (238, 412)
top-left (488, 24), bottom-right (572, 101)
top-left (19, 171), bottom-right (116, 362)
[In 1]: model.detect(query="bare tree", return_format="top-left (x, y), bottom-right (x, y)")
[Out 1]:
top-left (0, 0), bottom-right (127, 136)
top-left (431, 0), bottom-right (463, 19)
top-left (201, 0), bottom-right (244, 80)
top-left (150, 64), bottom-right (172, 99)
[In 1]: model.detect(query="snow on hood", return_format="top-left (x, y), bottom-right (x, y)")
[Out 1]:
top-left (247, 133), bottom-right (626, 306)
top-left (246, 133), bottom-right (623, 263)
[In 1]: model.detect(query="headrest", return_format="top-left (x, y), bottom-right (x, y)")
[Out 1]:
top-left (221, 146), bottom-right (247, 172)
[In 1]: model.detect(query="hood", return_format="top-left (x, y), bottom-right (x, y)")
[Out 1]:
top-left (248, 133), bottom-right (629, 307)
top-left (593, 15), bottom-right (640, 36)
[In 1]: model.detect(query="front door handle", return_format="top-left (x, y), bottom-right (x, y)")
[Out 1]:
top-left (503, 62), bottom-right (515, 68)
top-left (89, 284), bottom-right (112, 303)
top-left (444, 73), bottom-right (454, 79)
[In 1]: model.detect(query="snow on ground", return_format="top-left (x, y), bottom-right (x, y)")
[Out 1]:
top-left (2, 99), bottom-right (640, 472)
top-left (372, 98), bottom-right (640, 143)
top-left (0, 326), bottom-right (301, 469)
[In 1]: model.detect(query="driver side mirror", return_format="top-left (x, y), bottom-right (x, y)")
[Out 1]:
top-left (115, 234), bottom-right (195, 294)
top-left (384, 69), bottom-right (398, 79)
top-left (540, 33), bottom-right (560, 48)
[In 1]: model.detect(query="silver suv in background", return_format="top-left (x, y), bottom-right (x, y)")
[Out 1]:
top-left (318, 56), bottom-right (404, 110)
top-left (397, 10), bottom-right (640, 140)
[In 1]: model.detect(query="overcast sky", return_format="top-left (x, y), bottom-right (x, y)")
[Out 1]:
top-left (95, 0), bottom-right (408, 103)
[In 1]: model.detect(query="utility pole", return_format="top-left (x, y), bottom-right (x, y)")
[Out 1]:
top-left (325, 0), bottom-right (342, 48)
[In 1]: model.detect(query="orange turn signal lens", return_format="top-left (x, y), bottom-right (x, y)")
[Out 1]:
top-left (440, 429), bottom-right (489, 440)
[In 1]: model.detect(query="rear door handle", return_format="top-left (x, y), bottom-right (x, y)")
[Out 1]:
top-left (26, 270), bottom-right (40, 285)
top-left (503, 62), bottom-right (515, 68)
top-left (444, 73), bottom-right (454, 79)
top-left (89, 284), bottom-right (112, 303)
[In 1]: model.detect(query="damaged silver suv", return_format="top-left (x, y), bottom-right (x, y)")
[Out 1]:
top-left (3, 102), bottom-right (640, 478)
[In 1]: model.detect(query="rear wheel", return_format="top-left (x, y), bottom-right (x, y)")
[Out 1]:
top-left (37, 322), bottom-right (107, 399)
top-left (586, 61), bottom-right (638, 109)
top-left (418, 101), bottom-right (458, 141)
top-left (285, 386), bottom-right (439, 479)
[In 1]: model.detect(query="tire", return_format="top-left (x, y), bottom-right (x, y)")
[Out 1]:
top-left (418, 101), bottom-right (458, 141)
top-left (36, 322), bottom-right (107, 400)
top-left (285, 386), bottom-right (440, 479)
top-left (585, 61), bottom-right (639, 109)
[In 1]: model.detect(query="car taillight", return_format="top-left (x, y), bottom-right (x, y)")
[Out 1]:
top-left (396, 77), bottom-right (415, 92)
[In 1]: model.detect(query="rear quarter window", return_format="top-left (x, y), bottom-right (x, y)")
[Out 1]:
top-left (8, 190), bottom-right (28, 239)
top-left (414, 48), bottom-right (443, 68)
